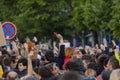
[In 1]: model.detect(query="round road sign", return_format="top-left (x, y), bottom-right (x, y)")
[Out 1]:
top-left (2, 22), bottom-right (17, 39)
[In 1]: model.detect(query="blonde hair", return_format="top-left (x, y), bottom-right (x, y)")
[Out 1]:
top-left (73, 50), bottom-right (79, 55)
top-left (65, 47), bottom-right (75, 57)
top-left (110, 69), bottom-right (120, 80)
top-left (85, 69), bottom-right (96, 77)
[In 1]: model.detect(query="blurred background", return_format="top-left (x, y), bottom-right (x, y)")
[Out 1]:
top-left (0, 0), bottom-right (120, 47)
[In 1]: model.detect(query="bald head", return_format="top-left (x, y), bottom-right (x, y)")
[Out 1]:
top-left (7, 71), bottom-right (18, 80)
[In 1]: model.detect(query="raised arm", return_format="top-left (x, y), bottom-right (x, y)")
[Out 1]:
top-left (54, 32), bottom-right (65, 69)
top-left (27, 51), bottom-right (34, 77)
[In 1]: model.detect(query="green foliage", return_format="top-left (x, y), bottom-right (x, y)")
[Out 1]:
top-left (0, 0), bottom-right (120, 40)
top-left (109, 0), bottom-right (120, 40)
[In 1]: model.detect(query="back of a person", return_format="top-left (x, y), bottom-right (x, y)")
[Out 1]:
top-left (101, 70), bottom-right (112, 80)
top-left (109, 69), bottom-right (120, 80)
top-left (58, 71), bottom-right (84, 80)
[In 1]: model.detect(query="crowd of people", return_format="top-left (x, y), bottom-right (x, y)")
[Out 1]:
top-left (0, 33), bottom-right (120, 80)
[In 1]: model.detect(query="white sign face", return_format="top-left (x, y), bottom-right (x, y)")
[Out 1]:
top-left (0, 22), bottom-right (6, 46)
top-left (64, 42), bottom-right (70, 48)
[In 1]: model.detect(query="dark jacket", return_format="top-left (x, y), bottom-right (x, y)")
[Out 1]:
top-left (18, 69), bottom-right (27, 78)
top-left (57, 45), bottom-right (65, 69)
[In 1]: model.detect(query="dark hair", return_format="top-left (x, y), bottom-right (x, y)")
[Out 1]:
top-left (32, 59), bottom-right (40, 68)
top-left (82, 54), bottom-right (92, 63)
top-left (95, 53), bottom-right (101, 59)
top-left (45, 62), bottom-right (58, 71)
top-left (109, 56), bottom-right (119, 69)
top-left (65, 60), bottom-right (81, 72)
top-left (87, 62), bottom-right (97, 71)
top-left (101, 70), bottom-right (112, 80)
top-left (45, 50), bottom-right (54, 62)
top-left (80, 49), bottom-right (86, 54)
top-left (103, 58), bottom-right (109, 67)
top-left (16, 58), bottom-right (28, 69)
top-left (3, 57), bottom-right (11, 66)
top-left (38, 66), bottom-right (54, 79)
top-left (1, 50), bottom-right (9, 55)
top-left (49, 75), bottom-right (59, 80)
top-left (97, 54), bottom-right (108, 65)
top-left (58, 71), bottom-right (84, 80)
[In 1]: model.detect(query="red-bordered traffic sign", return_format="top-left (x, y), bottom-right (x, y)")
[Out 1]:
top-left (2, 22), bottom-right (17, 39)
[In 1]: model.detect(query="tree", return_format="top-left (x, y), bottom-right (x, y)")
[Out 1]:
top-left (71, 0), bottom-right (113, 44)
top-left (0, 0), bottom-right (73, 40)
top-left (0, 0), bottom-right (120, 41)
top-left (109, 0), bottom-right (120, 40)
top-left (14, 0), bottom-right (74, 40)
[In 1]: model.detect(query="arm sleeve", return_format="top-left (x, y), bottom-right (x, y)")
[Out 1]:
top-left (58, 45), bottom-right (65, 69)
top-left (115, 53), bottom-right (120, 64)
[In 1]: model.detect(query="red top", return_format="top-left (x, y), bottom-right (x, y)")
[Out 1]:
top-left (63, 57), bottom-right (71, 69)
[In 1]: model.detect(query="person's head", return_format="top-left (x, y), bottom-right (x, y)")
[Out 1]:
top-left (97, 54), bottom-right (108, 65)
top-left (65, 47), bottom-right (75, 57)
top-left (73, 50), bottom-right (83, 58)
top-left (45, 50), bottom-right (54, 62)
top-left (87, 62), bottom-right (97, 71)
top-left (38, 66), bottom-right (54, 79)
top-left (1, 49), bottom-right (10, 55)
top-left (109, 69), bottom-right (120, 80)
top-left (101, 70), bottom-right (112, 80)
top-left (107, 56), bottom-right (119, 70)
top-left (17, 58), bottom-right (28, 71)
top-left (2, 57), bottom-right (11, 66)
top-left (85, 69), bottom-right (96, 77)
top-left (79, 49), bottom-right (86, 54)
top-left (45, 63), bottom-right (59, 75)
top-left (82, 54), bottom-right (92, 69)
top-left (7, 71), bottom-right (18, 80)
top-left (58, 71), bottom-right (84, 80)
top-left (65, 60), bottom-right (81, 72)
top-left (94, 53), bottom-right (101, 63)
top-left (103, 58), bottom-right (109, 70)
top-left (32, 59), bottom-right (40, 68)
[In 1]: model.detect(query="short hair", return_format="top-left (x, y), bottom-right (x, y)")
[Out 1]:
top-left (79, 49), bottom-right (86, 54)
top-left (95, 53), bottom-right (101, 60)
top-left (45, 50), bottom-right (54, 61)
top-left (101, 70), bottom-right (112, 80)
top-left (3, 57), bottom-right (11, 66)
top-left (82, 54), bottom-right (92, 63)
top-left (1, 50), bottom-right (9, 55)
top-left (110, 69), bottom-right (120, 80)
top-left (65, 60), bottom-right (81, 72)
top-left (87, 62), bottom-right (97, 71)
top-left (58, 71), bottom-right (84, 80)
top-left (85, 69), bottom-right (96, 77)
top-left (108, 56), bottom-right (119, 69)
top-left (97, 54), bottom-right (108, 65)
top-left (38, 66), bottom-right (54, 79)
top-left (16, 58), bottom-right (28, 68)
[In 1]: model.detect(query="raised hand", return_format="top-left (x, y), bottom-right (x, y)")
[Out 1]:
top-left (28, 51), bottom-right (34, 59)
top-left (103, 38), bottom-right (107, 47)
top-left (54, 32), bottom-right (63, 44)
top-left (112, 40), bottom-right (117, 47)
